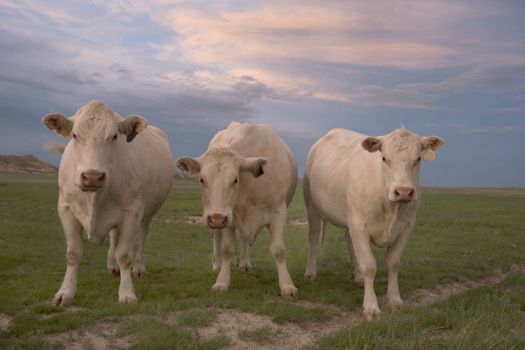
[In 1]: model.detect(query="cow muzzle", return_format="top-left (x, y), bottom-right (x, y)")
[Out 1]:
top-left (79, 169), bottom-right (106, 192)
top-left (207, 214), bottom-right (228, 229)
top-left (392, 186), bottom-right (415, 202)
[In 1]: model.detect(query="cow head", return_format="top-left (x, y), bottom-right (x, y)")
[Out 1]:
top-left (42, 100), bottom-right (147, 192)
top-left (362, 128), bottom-right (443, 202)
top-left (176, 148), bottom-right (267, 229)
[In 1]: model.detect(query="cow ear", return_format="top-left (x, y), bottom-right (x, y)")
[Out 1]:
top-left (362, 137), bottom-right (382, 152)
top-left (119, 115), bottom-right (148, 142)
top-left (176, 156), bottom-right (201, 176)
top-left (241, 157), bottom-right (267, 177)
top-left (42, 113), bottom-right (73, 137)
top-left (421, 136), bottom-right (444, 161)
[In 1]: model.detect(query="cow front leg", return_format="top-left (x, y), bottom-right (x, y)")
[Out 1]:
top-left (212, 227), bottom-right (235, 292)
top-left (107, 228), bottom-right (119, 276)
top-left (211, 229), bottom-right (222, 272)
top-left (349, 220), bottom-right (379, 320)
top-left (345, 229), bottom-right (363, 287)
top-left (386, 226), bottom-right (413, 312)
top-left (132, 222), bottom-right (149, 278)
top-left (270, 204), bottom-right (298, 298)
top-left (53, 205), bottom-right (83, 306)
top-left (238, 234), bottom-right (252, 272)
top-left (116, 216), bottom-right (141, 303)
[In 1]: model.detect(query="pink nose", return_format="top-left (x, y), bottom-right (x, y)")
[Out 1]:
top-left (207, 214), bottom-right (228, 229)
top-left (80, 170), bottom-right (105, 190)
top-left (394, 187), bottom-right (415, 201)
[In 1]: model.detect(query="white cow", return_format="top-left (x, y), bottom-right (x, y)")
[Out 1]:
top-left (42, 100), bottom-right (174, 305)
top-left (303, 127), bottom-right (443, 319)
top-left (176, 122), bottom-right (298, 297)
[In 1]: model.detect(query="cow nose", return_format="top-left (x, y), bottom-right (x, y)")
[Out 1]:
top-left (207, 214), bottom-right (228, 229)
top-left (80, 170), bottom-right (106, 190)
top-left (394, 186), bottom-right (415, 201)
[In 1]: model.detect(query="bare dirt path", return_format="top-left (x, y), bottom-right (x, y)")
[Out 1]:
top-left (36, 263), bottom-right (525, 350)
top-left (198, 263), bottom-right (525, 350)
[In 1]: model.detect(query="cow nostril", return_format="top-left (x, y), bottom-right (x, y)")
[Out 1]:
top-left (409, 189), bottom-right (414, 196)
top-left (98, 173), bottom-right (106, 181)
top-left (207, 214), bottom-right (227, 228)
top-left (394, 189), bottom-right (400, 196)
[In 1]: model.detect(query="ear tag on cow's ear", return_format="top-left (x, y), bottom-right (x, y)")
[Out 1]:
top-left (422, 148), bottom-right (435, 161)
top-left (127, 130), bottom-right (137, 142)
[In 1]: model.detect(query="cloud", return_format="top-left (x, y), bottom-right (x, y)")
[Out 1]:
top-left (494, 107), bottom-right (525, 114)
top-left (462, 126), bottom-right (525, 135)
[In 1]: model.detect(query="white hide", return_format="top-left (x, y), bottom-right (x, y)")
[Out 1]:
top-left (303, 127), bottom-right (443, 319)
top-left (176, 122), bottom-right (298, 297)
top-left (44, 100), bottom-right (175, 305)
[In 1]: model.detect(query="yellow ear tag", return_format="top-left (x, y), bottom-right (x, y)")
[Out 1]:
top-left (422, 148), bottom-right (435, 161)
top-left (59, 130), bottom-right (70, 137)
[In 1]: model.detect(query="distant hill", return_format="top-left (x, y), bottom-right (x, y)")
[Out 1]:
top-left (0, 154), bottom-right (57, 174)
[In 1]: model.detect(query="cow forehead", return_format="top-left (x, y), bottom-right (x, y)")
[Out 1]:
top-left (200, 149), bottom-right (241, 177)
top-left (72, 101), bottom-right (120, 138)
top-left (382, 129), bottom-right (422, 157)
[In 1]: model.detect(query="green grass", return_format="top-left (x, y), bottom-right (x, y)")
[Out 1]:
top-left (238, 326), bottom-right (278, 344)
top-left (1, 173), bottom-right (524, 349)
top-left (309, 274), bottom-right (525, 350)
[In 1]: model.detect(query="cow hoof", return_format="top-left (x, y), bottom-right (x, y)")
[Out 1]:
top-left (119, 294), bottom-right (138, 304)
top-left (53, 291), bottom-right (74, 307)
top-left (238, 263), bottom-right (252, 272)
top-left (211, 283), bottom-right (229, 293)
top-left (304, 273), bottom-right (316, 282)
top-left (131, 265), bottom-right (146, 278)
top-left (280, 285), bottom-right (299, 298)
top-left (107, 266), bottom-right (120, 276)
top-left (389, 298), bottom-right (404, 312)
top-left (363, 306), bottom-right (381, 321)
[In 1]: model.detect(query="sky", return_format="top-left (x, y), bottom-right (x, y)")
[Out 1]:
top-left (1, 0), bottom-right (524, 187)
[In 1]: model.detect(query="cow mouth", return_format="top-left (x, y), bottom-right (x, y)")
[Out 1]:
top-left (79, 185), bottom-right (102, 192)
top-left (207, 222), bottom-right (228, 229)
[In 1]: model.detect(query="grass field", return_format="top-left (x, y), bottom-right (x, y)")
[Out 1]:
top-left (0, 173), bottom-right (524, 349)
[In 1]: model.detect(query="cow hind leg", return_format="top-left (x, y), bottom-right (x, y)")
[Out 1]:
top-left (238, 234), bottom-right (252, 272)
top-left (304, 205), bottom-right (323, 282)
top-left (107, 228), bottom-right (120, 276)
top-left (270, 204), bottom-right (298, 298)
top-left (132, 222), bottom-right (150, 278)
top-left (212, 227), bottom-right (236, 293)
top-left (54, 207), bottom-right (84, 306)
top-left (212, 230), bottom-right (222, 272)
top-left (345, 229), bottom-right (363, 287)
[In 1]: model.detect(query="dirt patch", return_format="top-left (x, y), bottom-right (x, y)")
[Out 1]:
top-left (0, 313), bottom-right (11, 332)
top-left (184, 216), bottom-right (203, 225)
top-left (288, 219), bottom-right (308, 225)
top-left (406, 264), bottom-right (525, 306)
top-left (196, 264), bottom-right (525, 350)
top-left (43, 319), bottom-right (131, 350)
top-left (37, 264), bottom-right (525, 350)
top-left (195, 306), bottom-right (362, 350)
top-left (184, 216), bottom-right (308, 226)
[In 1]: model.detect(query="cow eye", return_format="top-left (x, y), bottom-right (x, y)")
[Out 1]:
top-left (72, 133), bottom-right (77, 140)
top-left (112, 134), bottom-right (118, 141)
top-left (417, 156), bottom-right (421, 162)
top-left (382, 157), bottom-right (386, 162)
top-left (233, 178), bottom-right (238, 185)
top-left (199, 178), bottom-right (205, 185)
